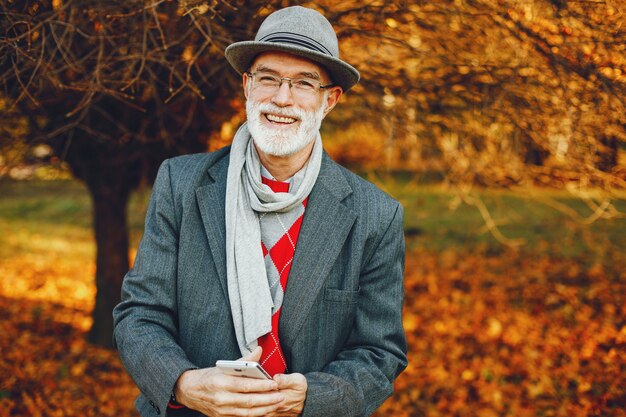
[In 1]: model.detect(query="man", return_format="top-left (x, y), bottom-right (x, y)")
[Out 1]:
top-left (113, 6), bottom-right (407, 417)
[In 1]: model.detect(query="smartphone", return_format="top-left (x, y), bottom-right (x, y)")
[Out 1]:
top-left (215, 360), bottom-right (272, 380)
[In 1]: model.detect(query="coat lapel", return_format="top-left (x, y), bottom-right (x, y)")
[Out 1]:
top-left (195, 155), bottom-right (230, 301)
top-left (194, 151), bottom-right (357, 348)
top-left (280, 154), bottom-right (357, 348)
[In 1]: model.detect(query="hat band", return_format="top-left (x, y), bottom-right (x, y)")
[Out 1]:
top-left (258, 31), bottom-right (334, 57)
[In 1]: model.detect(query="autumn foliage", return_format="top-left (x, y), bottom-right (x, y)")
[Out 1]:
top-left (2, 180), bottom-right (625, 416)
top-left (375, 247), bottom-right (626, 417)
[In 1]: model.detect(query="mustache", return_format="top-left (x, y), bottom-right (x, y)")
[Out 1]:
top-left (252, 101), bottom-right (305, 120)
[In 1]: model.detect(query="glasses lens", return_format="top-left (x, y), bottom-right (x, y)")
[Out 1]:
top-left (252, 72), bottom-right (320, 97)
top-left (292, 79), bottom-right (317, 91)
top-left (256, 73), bottom-right (281, 88)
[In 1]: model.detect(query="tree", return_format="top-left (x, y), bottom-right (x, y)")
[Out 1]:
top-left (0, 0), bottom-right (260, 346)
top-left (333, 0), bottom-right (626, 190)
top-left (322, 0), bottom-right (625, 243)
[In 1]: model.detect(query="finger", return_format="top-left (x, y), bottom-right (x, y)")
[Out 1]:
top-left (273, 373), bottom-right (306, 389)
top-left (213, 391), bottom-right (284, 410)
top-left (239, 346), bottom-right (263, 362)
top-left (221, 374), bottom-right (278, 392)
top-left (273, 373), bottom-right (290, 387)
top-left (221, 401), bottom-right (284, 417)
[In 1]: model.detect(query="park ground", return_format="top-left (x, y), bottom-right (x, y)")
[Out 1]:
top-left (0, 178), bottom-right (625, 417)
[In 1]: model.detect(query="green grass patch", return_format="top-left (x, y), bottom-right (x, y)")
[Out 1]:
top-left (0, 179), bottom-right (91, 225)
top-left (0, 179), bottom-right (150, 259)
top-left (367, 173), bottom-right (626, 259)
top-left (2, 177), bottom-right (624, 261)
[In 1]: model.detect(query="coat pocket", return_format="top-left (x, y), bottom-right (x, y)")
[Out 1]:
top-left (324, 287), bottom-right (360, 303)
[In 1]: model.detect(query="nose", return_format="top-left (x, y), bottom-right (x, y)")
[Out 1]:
top-left (271, 79), bottom-right (295, 107)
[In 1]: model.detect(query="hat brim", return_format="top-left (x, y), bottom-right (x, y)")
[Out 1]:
top-left (225, 41), bottom-right (360, 92)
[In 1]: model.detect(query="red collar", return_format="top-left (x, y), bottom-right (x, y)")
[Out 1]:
top-left (261, 176), bottom-right (290, 193)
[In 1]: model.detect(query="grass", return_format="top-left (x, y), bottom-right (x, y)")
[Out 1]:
top-left (368, 173), bottom-right (626, 259)
top-left (0, 179), bottom-right (151, 258)
top-left (1, 177), bottom-right (625, 260)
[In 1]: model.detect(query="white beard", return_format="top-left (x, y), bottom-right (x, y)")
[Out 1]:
top-left (246, 95), bottom-right (327, 157)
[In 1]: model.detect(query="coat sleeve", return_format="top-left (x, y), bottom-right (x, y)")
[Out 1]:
top-left (112, 160), bottom-right (197, 415)
top-left (302, 203), bottom-right (408, 417)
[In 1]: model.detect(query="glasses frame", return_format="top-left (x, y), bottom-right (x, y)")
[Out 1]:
top-left (246, 71), bottom-right (334, 95)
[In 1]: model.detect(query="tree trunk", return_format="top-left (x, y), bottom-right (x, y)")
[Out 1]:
top-left (87, 183), bottom-right (131, 347)
top-left (45, 95), bottom-right (218, 348)
top-left (596, 135), bottom-right (618, 172)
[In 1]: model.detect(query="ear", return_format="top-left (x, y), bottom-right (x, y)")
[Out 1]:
top-left (323, 86), bottom-right (343, 117)
top-left (243, 72), bottom-right (251, 99)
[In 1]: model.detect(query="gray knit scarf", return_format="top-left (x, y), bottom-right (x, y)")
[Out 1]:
top-left (225, 122), bottom-right (322, 356)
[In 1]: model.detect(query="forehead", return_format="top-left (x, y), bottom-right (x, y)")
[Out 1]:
top-left (250, 51), bottom-right (330, 80)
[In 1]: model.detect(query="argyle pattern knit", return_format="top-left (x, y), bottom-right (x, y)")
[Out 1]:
top-left (257, 176), bottom-right (308, 376)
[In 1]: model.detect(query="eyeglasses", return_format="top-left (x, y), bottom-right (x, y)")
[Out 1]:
top-left (246, 71), bottom-right (333, 98)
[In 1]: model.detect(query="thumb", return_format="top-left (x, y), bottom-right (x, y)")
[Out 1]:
top-left (274, 373), bottom-right (306, 389)
top-left (239, 346), bottom-right (262, 362)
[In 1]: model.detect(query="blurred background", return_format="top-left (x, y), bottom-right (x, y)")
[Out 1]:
top-left (1, 0), bottom-right (625, 416)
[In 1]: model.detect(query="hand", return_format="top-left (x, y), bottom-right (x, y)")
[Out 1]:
top-left (266, 373), bottom-right (307, 416)
top-left (174, 347), bottom-right (284, 416)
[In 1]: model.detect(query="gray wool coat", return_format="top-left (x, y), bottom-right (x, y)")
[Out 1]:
top-left (112, 147), bottom-right (407, 417)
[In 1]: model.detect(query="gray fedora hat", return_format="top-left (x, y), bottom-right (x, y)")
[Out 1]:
top-left (225, 6), bottom-right (360, 92)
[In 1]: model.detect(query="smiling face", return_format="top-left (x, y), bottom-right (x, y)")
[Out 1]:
top-left (243, 52), bottom-right (342, 158)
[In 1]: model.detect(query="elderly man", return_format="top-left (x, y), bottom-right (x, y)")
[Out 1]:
top-left (113, 6), bottom-right (407, 417)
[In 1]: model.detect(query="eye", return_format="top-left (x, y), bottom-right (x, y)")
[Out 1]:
top-left (293, 79), bottom-right (317, 90)
top-left (257, 74), bottom-right (279, 85)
